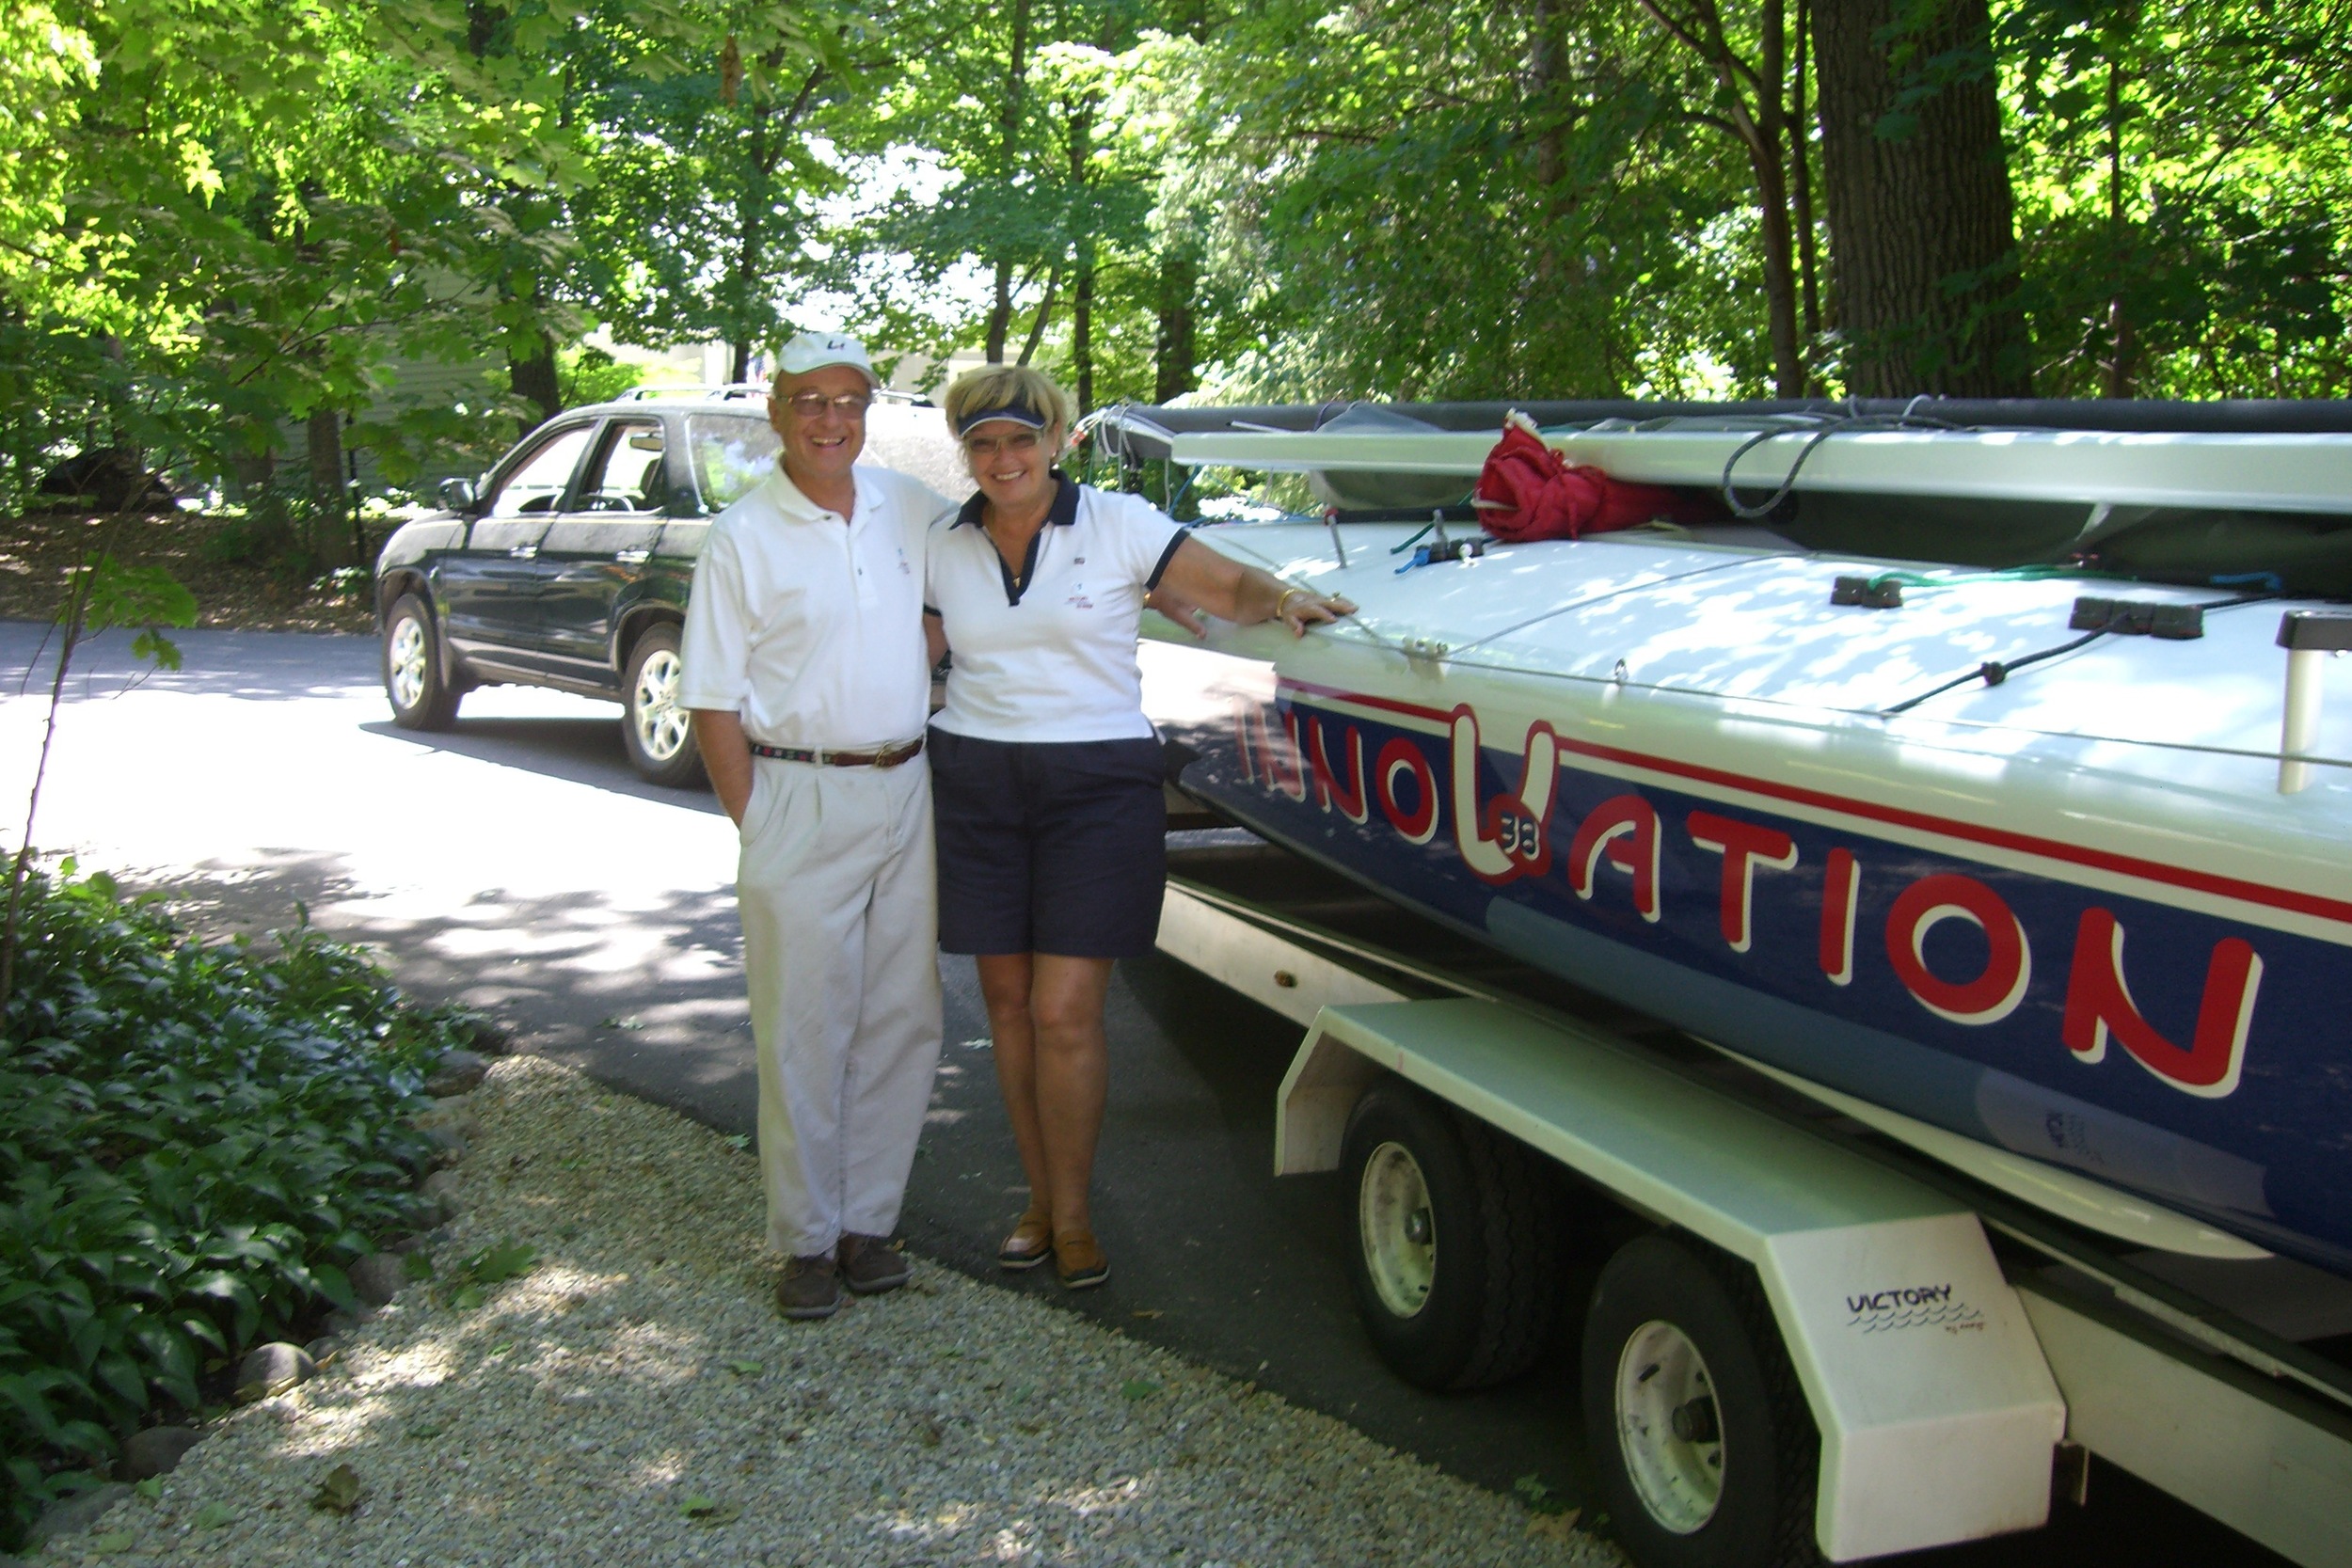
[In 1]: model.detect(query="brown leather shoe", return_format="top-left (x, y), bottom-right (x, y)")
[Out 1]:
top-left (836, 1233), bottom-right (911, 1295)
top-left (997, 1209), bottom-right (1053, 1271)
top-left (1053, 1230), bottom-right (1109, 1291)
top-left (775, 1255), bottom-right (843, 1320)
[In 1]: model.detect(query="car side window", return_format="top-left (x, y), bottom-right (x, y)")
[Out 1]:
top-left (485, 424), bottom-right (596, 517)
top-left (576, 420), bottom-right (669, 514)
top-left (686, 414), bottom-right (782, 515)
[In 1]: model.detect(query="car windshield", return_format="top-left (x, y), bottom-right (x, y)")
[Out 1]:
top-left (686, 414), bottom-right (782, 514)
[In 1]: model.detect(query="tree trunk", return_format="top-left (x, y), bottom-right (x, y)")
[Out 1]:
top-left (1525, 0), bottom-right (1566, 302)
top-left (1636, 0), bottom-right (1804, 392)
top-left (509, 329), bottom-right (561, 436)
top-left (1016, 271), bottom-right (1059, 366)
top-left (2102, 53), bottom-right (2134, 398)
top-left (984, 0), bottom-right (1032, 366)
top-left (307, 407), bottom-right (346, 562)
top-left (1153, 246), bottom-right (1199, 404)
top-left (1811, 0), bottom-right (2030, 396)
top-left (1072, 254), bottom-right (1095, 413)
top-left (985, 261), bottom-right (1013, 364)
top-left (1789, 0), bottom-right (1823, 347)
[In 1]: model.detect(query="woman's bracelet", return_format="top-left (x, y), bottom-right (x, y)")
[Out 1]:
top-left (1275, 586), bottom-right (1311, 619)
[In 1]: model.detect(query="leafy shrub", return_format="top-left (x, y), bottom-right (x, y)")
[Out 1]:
top-left (0, 863), bottom-right (464, 1548)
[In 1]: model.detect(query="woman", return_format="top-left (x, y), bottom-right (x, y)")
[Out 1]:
top-left (923, 365), bottom-right (1353, 1288)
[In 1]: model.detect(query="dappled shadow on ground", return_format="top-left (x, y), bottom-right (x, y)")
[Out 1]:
top-left (0, 619), bottom-right (380, 702)
top-left (128, 847), bottom-right (756, 1137)
top-left (85, 1057), bottom-right (1609, 1568)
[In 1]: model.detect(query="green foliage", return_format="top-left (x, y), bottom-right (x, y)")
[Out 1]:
top-left (0, 863), bottom-right (465, 1550)
top-left (557, 345), bottom-right (645, 409)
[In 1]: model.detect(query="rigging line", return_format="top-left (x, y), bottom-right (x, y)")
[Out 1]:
top-left (1720, 406), bottom-right (1965, 519)
top-left (1880, 593), bottom-right (2280, 718)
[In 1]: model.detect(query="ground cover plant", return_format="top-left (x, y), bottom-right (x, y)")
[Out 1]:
top-left (0, 863), bottom-right (466, 1549)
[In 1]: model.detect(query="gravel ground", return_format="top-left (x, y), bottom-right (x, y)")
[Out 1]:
top-left (45, 1056), bottom-right (1619, 1568)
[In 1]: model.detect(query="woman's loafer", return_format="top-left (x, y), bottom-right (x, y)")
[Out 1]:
top-left (1054, 1230), bottom-right (1109, 1290)
top-left (998, 1209), bottom-right (1053, 1271)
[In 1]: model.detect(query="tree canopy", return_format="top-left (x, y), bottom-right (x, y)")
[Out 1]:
top-left (3, 0), bottom-right (2345, 513)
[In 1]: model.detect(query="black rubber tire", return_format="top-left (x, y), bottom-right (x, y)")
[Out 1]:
top-left (620, 622), bottom-right (707, 788)
top-left (1340, 1079), bottom-right (1565, 1391)
top-left (1581, 1234), bottom-right (1821, 1568)
top-left (382, 592), bottom-right (462, 731)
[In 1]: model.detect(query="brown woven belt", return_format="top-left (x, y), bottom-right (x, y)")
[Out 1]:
top-left (749, 736), bottom-right (925, 768)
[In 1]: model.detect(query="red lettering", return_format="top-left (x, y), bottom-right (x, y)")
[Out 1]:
top-left (1375, 737), bottom-right (1439, 845)
top-left (1565, 795), bottom-right (1661, 922)
top-left (1820, 848), bottom-right (1859, 986)
top-left (1687, 811), bottom-right (1797, 953)
top-left (2062, 908), bottom-right (2263, 1099)
top-left (1884, 874), bottom-right (2031, 1025)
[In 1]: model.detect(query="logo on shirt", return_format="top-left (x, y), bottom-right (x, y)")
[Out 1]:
top-left (1066, 584), bottom-right (1094, 610)
top-left (896, 545), bottom-right (912, 575)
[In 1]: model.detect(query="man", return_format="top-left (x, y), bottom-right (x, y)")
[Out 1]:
top-left (680, 331), bottom-right (956, 1320)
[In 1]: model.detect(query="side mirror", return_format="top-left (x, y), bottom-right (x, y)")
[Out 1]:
top-left (437, 476), bottom-right (480, 513)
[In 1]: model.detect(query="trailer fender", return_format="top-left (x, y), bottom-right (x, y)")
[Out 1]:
top-left (1283, 998), bottom-right (2066, 1562)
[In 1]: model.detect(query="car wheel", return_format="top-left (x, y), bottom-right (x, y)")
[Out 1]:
top-left (1581, 1234), bottom-right (1820, 1568)
top-left (622, 623), bottom-right (705, 787)
top-left (383, 593), bottom-right (462, 731)
top-left (1341, 1080), bottom-right (1565, 1390)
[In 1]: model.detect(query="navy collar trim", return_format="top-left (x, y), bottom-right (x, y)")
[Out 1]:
top-left (956, 471), bottom-right (1079, 606)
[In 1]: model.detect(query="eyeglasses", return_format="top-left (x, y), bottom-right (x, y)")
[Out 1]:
top-left (961, 431), bottom-right (1043, 459)
top-left (785, 391), bottom-right (872, 419)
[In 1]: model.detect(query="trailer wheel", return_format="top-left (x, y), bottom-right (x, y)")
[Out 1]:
top-left (1341, 1080), bottom-right (1563, 1390)
top-left (1581, 1235), bottom-right (1820, 1568)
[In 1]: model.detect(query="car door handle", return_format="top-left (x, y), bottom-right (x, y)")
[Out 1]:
top-left (614, 548), bottom-right (650, 564)
top-left (508, 545), bottom-right (538, 559)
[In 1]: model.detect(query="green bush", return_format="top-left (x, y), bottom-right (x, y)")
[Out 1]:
top-left (0, 863), bottom-right (464, 1548)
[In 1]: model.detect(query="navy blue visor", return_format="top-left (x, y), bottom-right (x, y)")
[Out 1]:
top-left (957, 403), bottom-right (1048, 435)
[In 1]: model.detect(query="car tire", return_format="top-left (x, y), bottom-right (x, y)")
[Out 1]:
top-left (1341, 1079), bottom-right (1565, 1391)
top-left (622, 622), bottom-right (706, 787)
top-left (1581, 1234), bottom-right (1821, 1568)
top-left (383, 593), bottom-right (462, 731)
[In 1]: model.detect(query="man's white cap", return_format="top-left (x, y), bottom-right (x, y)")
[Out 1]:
top-left (776, 329), bottom-right (877, 386)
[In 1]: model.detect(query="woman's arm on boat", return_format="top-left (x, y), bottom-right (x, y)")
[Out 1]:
top-left (1155, 536), bottom-right (1356, 637)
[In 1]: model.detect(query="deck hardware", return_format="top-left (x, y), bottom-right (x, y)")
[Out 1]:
top-left (1323, 508), bottom-right (1349, 568)
top-left (1613, 659), bottom-right (1629, 685)
top-left (2070, 596), bottom-right (2204, 640)
top-left (1832, 576), bottom-right (1904, 609)
top-left (1402, 637), bottom-right (1451, 664)
top-left (1274, 970), bottom-right (1298, 989)
top-left (2277, 610), bottom-right (2352, 793)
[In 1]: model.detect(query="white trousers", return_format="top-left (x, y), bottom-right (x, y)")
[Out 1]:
top-left (737, 755), bottom-right (942, 1257)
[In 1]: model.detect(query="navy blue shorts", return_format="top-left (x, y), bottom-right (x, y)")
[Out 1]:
top-left (928, 728), bottom-right (1167, 958)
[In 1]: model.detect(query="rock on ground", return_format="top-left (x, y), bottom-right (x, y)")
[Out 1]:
top-left (38, 1056), bottom-right (1622, 1568)
top-left (120, 1428), bottom-right (203, 1481)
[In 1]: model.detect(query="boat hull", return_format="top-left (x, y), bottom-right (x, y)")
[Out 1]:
top-left (1141, 618), bottom-right (2352, 1278)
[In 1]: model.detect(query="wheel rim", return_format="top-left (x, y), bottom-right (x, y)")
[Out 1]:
top-left (632, 647), bottom-right (690, 762)
top-left (389, 615), bottom-right (428, 709)
top-left (1614, 1319), bottom-right (1726, 1534)
top-left (1359, 1140), bottom-right (1437, 1319)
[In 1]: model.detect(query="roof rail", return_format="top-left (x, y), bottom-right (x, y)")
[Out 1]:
top-left (617, 383), bottom-right (933, 407)
top-left (620, 383), bottom-right (771, 403)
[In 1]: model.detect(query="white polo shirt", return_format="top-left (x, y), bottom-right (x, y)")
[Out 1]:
top-left (679, 464), bottom-right (956, 749)
top-left (925, 477), bottom-right (1186, 744)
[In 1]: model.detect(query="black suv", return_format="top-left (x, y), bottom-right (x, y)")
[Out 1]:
top-left (373, 390), bottom-right (783, 785)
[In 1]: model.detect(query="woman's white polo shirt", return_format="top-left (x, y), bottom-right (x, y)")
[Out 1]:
top-left (924, 477), bottom-right (1185, 743)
